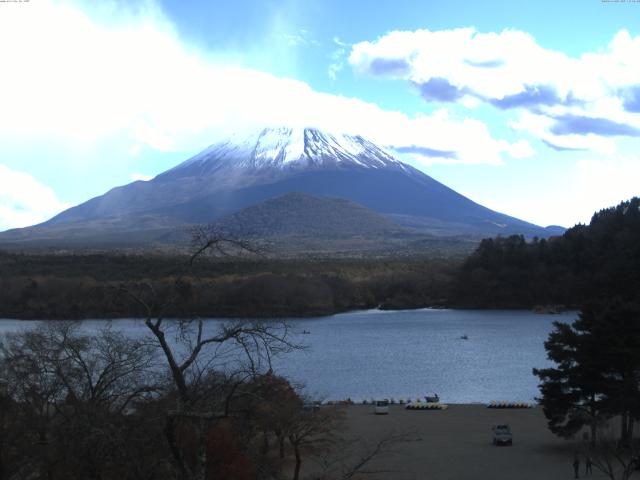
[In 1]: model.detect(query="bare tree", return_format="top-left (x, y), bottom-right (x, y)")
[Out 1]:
top-left (0, 379), bottom-right (22, 480)
top-left (0, 323), bottom-right (74, 479)
top-left (579, 422), bottom-right (640, 480)
top-left (0, 322), bottom-right (161, 480)
top-left (286, 406), bottom-right (344, 480)
top-left (119, 226), bottom-right (300, 480)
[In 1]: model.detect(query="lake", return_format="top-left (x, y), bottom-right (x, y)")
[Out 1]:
top-left (0, 309), bottom-right (576, 404)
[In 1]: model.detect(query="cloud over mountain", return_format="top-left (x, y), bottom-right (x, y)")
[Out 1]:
top-left (0, 2), bottom-right (529, 170)
top-left (349, 27), bottom-right (640, 153)
top-left (0, 165), bottom-right (70, 231)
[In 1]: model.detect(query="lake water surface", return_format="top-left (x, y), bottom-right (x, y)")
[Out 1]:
top-left (0, 309), bottom-right (576, 403)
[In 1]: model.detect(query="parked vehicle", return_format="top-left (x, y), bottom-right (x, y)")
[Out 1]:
top-left (374, 400), bottom-right (389, 415)
top-left (492, 424), bottom-right (513, 445)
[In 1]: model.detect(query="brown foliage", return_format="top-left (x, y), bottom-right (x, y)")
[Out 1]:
top-left (206, 419), bottom-right (255, 480)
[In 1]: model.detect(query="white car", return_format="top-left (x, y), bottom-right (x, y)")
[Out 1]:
top-left (492, 424), bottom-right (513, 446)
top-left (374, 400), bottom-right (389, 415)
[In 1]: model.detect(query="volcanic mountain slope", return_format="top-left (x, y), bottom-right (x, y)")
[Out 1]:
top-left (0, 127), bottom-right (562, 249)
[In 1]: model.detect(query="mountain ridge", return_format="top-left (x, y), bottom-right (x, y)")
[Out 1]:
top-left (0, 126), bottom-right (564, 251)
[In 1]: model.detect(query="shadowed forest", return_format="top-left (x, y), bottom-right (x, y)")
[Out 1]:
top-left (454, 197), bottom-right (640, 308)
top-left (0, 254), bottom-right (455, 319)
top-left (1, 197), bottom-right (639, 319)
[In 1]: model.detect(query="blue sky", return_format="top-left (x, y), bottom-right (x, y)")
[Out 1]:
top-left (1, 0), bottom-right (640, 230)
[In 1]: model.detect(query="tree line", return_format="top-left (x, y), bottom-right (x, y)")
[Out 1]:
top-left (454, 197), bottom-right (640, 308)
top-left (0, 253), bottom-right (457, 319)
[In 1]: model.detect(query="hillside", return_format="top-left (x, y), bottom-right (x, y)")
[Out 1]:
top-left (214, 192), bottom-right (402, 238)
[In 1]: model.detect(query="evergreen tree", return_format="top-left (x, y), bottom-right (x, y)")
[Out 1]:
top-left (582, 301), bottom-right (640, 443)
top-left (534, 299), bottom-right (640, 443)
top-left (533, 318), bottom-right (605, 442)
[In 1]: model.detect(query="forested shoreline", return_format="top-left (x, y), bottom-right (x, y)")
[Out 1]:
top-left (0, 253), bottom-right (457, 319)
top-left (2, 197), bottom-right (639, 320)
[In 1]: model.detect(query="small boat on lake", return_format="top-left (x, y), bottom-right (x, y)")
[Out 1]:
top-left (460, 334), bottom-right (468, 340)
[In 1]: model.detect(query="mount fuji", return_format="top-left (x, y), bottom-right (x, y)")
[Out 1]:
top-left (0, 127), bottom-right (563, 251)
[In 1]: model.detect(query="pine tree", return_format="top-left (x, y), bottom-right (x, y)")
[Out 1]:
top-left (534, 299), bottom-right (640, 443)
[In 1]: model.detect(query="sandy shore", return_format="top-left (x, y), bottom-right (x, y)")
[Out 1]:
top-left (335, 404), bottom-right (607, 480)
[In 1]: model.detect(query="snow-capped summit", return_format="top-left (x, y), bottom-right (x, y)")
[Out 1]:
top-left (164, 127), bottom-right (409, 178)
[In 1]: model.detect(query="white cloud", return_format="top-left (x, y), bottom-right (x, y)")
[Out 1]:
top-left (571, 157), bottom-right (640, 222)
top-left (467, 155), bottom-right (640, 228)
top-left (508, 111), bottom-right (618, 154)
top-left (387, 109), bottom-right (526, 166)
top-left (128, 144), bottom-right (142, 156)
top-left (328, 36), bottom-right (348, 80)
top-left (283, 29), bottom-right (320, 47)
top-left (131, 173), bottom-right (154, 182)
top-left (0, 1), bottom-right (524, 167)
top-left (0, 165), bottom-right (71, 231)
top-left (502, 139), bottom-right (534, 159)
top-left (333, 36), bottom-right (348, 47)
top-left (327, 58), bottom-right (344, 80)
top-left (348, 28), bottom-right (640, 152)
top-left (349, 28), bottom-right (570, 97)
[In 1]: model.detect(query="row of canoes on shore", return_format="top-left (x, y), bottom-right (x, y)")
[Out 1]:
top-left (406, 402), bottom-right (449, 410)
top-left (405, 402), bottom-right (533, 410)
top-left (487, 401), bottom-right (533, 409)
top-left (324, 399), bottom-right (534, 408)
